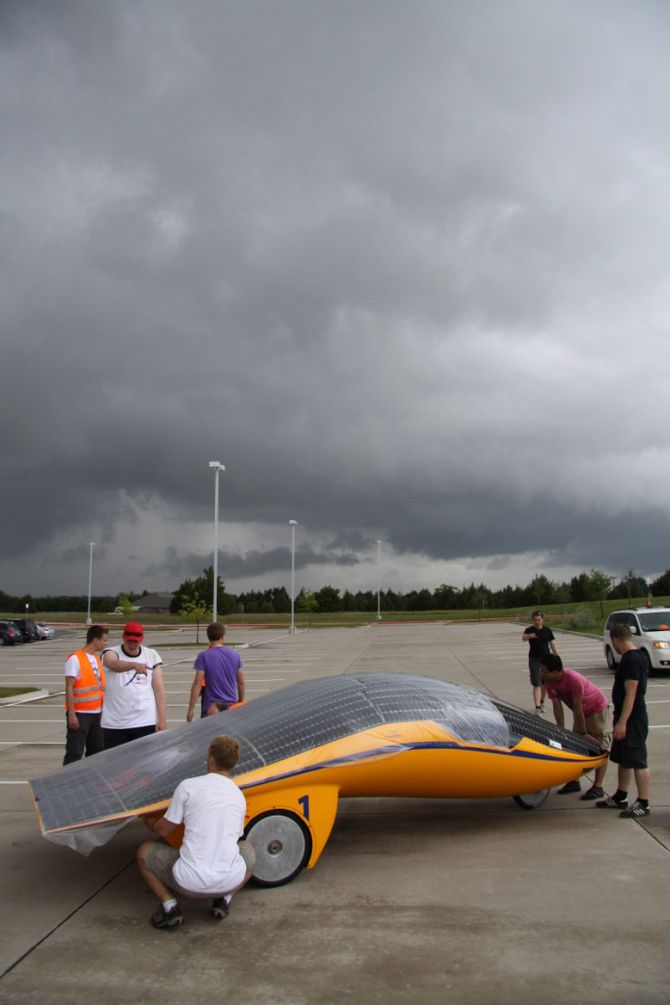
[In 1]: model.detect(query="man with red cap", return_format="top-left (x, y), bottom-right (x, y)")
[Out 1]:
top-left (102, 622), bottom-right (167, 748)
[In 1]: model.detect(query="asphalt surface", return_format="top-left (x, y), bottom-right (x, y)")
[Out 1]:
top-left (0, 622), bottom-right (668, 1004)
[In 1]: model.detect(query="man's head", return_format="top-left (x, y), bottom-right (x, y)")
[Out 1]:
top-left (531, 611), bottom-right (544, 628)
top-left (123, 621), bottom-right (144, 654)
top-left (206, 622), bottom-right (226, 643)
top-left (208, 735), bottom-right (240, 773)
top-left (610, 622), bottom-right (633, 654)
top-left (86, 624), bottom-right (109, 650)
top-left (540, 652), bottom-right (563, 681)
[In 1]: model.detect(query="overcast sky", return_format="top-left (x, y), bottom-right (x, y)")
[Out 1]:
top-left (2, 1), bottom-right (670, 599)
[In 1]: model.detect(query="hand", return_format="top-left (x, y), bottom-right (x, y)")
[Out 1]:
top-left (67, 712), bottom-right (79, 730)
top-left (186, 710), bottom-right (194, 722)
top-left (613, 721), bottom-right (626, 741)
top-left (133, 663), bottom-right (149, 675)
top-left (528, 633), bottom-right (537, 639)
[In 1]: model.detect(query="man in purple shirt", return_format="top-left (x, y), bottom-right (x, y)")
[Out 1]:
top-left (540, 654), bottom-right (609, 800)
top-left (186, 623), bottom-right (245, 721)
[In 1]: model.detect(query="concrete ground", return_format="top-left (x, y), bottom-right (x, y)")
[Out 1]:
top-left (0, 621), bottom-right (668, 1004)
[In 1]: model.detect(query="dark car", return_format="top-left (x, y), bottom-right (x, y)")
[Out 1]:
top-left (13, 618), bottom-right (39, 642)
top-left (0, 620), bottom-right (22, 645)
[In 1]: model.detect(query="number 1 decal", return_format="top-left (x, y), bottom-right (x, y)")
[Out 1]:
top-left (298, 794), bottom-right (310, 819)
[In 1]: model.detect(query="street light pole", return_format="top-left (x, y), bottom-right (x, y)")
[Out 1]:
top-left (376, 540), bottom-right (382, 621)
top-left (86, 542), bottom-right (95, 625)
top-left (289, 520), bottom-right (298, 633)
top-left (209, 461), bottom-right (225, 623)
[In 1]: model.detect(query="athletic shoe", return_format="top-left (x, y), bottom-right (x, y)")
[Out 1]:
top-left (557, 779), bottom-right (581, 794)
top-left (580, 785), bottom-right (604, 801)
top-left (211, 895), bottom-right (231, 920)
top-left (539, 702), bottom-right (546, 713)
top-left (535, 706), bottom-right (545, 716)
top-left (619, 801), bottom-right (650, 818)
top-left (595, 794), bottom-right (628, 810)
top-left (150, 902), bottom-right (184, 930)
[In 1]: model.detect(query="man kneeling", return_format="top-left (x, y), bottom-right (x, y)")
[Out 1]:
top-left (137, 735), bottom-right (255, 929)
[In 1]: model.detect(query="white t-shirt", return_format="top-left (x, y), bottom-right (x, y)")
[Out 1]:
top-left (101, 644), bottom-right (162, 729)
top-left (166, 773), bottom-right (247, 895)
top-left (64, 652), bottom-right (104, 713)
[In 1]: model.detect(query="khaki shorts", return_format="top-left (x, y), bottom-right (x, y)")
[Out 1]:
top-left (144, 839), bottom-right (256, 897)
top-left (585, 708), bottom-right (610, 748)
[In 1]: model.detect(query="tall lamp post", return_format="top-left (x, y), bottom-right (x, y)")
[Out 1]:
top-left (86, 542), bottom-right (95, 625)
top-left (209, 461), bottom-right (225, 623)
top-left (289, 520), bottom-right (298, 633)
top-left (376, 539), bottom-right (382, 621)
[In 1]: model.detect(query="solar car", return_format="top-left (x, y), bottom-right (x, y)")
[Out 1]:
top-left (31, 673), bottom-right (607, 886)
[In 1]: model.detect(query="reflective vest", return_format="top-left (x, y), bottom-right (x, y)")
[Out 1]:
top-left (65, 650), bottom-right (106, 713)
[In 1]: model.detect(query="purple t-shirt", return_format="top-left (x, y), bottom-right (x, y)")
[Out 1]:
top-left (194, 646), bottom-right (242, 706)
top-left (545, 668), bottom-right (607, 717)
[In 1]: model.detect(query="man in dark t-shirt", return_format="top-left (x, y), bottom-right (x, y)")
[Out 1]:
top-left (596, 622), bottom-right (651, 818)
top-left (522, 611), bottom-right (559, 715)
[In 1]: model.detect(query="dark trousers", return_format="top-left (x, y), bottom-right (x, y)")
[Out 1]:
top-left (103, 724), bottom-right (156, 749)
top-left (63, 712), bottom-right (104, 765)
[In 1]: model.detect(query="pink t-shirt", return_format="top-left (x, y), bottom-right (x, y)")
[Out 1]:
top-left (545, 668), bottom-right (607, 717)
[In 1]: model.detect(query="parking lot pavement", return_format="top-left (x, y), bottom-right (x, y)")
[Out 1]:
top-left (0, 623), bottom-right (668, 1004)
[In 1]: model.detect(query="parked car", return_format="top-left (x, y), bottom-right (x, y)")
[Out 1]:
top-left (0, 620), bottom-right (22, 646)
top-left (35, 622), bottom-right (55, 640)
top-left (13, 618), bottom-right (39, 642)
top-left (603, 606), bottom-right (670, 674)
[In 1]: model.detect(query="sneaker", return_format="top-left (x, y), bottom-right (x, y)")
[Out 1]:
top-left (210, 895), bottom-right (231, 920)
top-left (150, 903), bottom-right (184, 930)
top-left (580, 785), bottom-right (604, 801)
top-left (557, 779), bottom-right (581, 794)
top-left (535, 705), bottom-right (545, 716)
top-left (619, 801), bottom-right (650, 818)
top-left (595, 794), bottom-right (628, 810)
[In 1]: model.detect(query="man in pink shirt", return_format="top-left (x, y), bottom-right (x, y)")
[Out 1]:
top-left (540, 654), bottom-right (610, 800)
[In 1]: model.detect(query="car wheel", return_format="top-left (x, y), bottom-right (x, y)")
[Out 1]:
top-left (513, 789), bottom-right (549, 810)
top-left (605, 646), bottom-right (617, 670)
top-left (245, 810), bottom-right (313, 887)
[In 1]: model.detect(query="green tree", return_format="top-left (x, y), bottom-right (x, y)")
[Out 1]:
top-left (171, 567), bottom-right (227, 615)
top-left (296, 589), bottom-right (317, 613)
top-left (180, 599), bottom-right (211, 644)
top-left (314, 585), bottom-right (342, 613)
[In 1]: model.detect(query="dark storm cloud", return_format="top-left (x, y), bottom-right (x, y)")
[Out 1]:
top-left (2, 1), bottom-right (670, 594)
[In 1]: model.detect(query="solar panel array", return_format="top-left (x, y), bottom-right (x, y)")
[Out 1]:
top-left (31, 674), bottom-right (516, 833)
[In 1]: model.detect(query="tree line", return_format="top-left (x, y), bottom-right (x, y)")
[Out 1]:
top-left (2, 566), bottom-right (665, 617)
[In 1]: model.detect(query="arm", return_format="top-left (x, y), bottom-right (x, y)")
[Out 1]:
top-left (550, 639), bottom-right (560, 656)
top-left (571, 695), bottom-right (587, 734)
top-left (612, 679), bottom-right (639, 740)
top-left (152, 666), bottom-right (167, 731)
top-left (65, 677), bottom-right (79, 730)
top-left (143, 813), bottom-right (180, 839)
top-left (551, 696), bottom-right (564, 728)
top-left (236, 667), bottom-right (245, 702)
top-left (187, 671), bottom-right (205, 722)
top-left (103, 651), bottom-right (148, 675)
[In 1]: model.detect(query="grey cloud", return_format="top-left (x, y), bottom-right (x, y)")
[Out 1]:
top-left (3, 1), bottom-right (670, 595)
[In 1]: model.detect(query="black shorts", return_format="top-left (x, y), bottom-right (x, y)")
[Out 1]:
top-left (609, 714), bottom-right (648, 770)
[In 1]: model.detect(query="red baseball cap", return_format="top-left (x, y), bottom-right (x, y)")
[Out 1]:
top-left (123, 622), bottom-right (144, 639)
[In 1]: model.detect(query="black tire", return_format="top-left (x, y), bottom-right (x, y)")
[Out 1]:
top-left (245, 810), bottom-right (312, 887)
top-left (605, 646), bottom-right (617, 670)
top-left (513, 789), bottom-right (549, 810)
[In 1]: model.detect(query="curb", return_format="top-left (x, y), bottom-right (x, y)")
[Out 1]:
top-left (0, 689), bottom-right (49, 706)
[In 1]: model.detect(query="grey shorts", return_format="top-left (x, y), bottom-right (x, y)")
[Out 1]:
top-left (144, 839), bottom-right (256, 897)
top-left (528, 657), bottom-right (543, 687)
